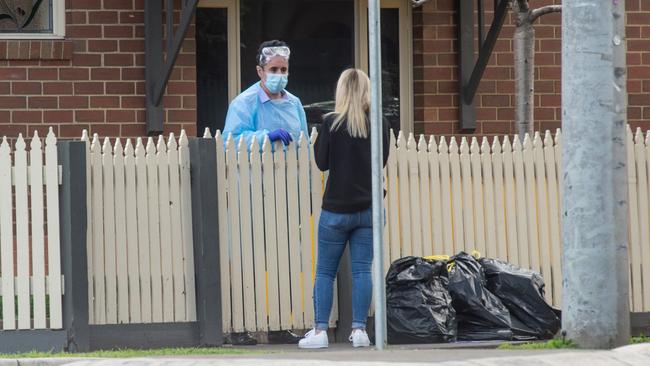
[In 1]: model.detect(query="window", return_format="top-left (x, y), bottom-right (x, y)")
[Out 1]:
top-left (0, 0), bottom-right (65, 39)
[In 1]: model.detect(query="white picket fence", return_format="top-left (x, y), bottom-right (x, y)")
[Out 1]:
top-left (0, 129), bottom-right (63, 330)
top-left (213, 126), bottom-right (650, 334)
top-left (83, 131), bottom-right (196, 325)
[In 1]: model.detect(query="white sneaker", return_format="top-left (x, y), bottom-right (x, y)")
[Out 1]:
top-left (349, 329), bottom-right (371, 348)
top-left (298, 329), bottom-right (329, 349)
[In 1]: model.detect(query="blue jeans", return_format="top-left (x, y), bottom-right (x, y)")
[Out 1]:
top-left (313, 208), bottom-right (373, 330)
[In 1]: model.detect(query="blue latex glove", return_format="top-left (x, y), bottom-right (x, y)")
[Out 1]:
top-left (268, 128), bottom-right (293, 145)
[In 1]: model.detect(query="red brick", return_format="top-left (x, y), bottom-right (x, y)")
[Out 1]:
top-left (629, 106), bottom-right (642, 119)
top-left (183, 96), bottom-right (196, 109)
top-left (182, 67), bottom-right (196, 81)
top-left (121, 68), bottom-right (144, 80)
top-left (476, 108), bottom-right (497, 121)
top-left (90, 96), bottom-right (120, 108)
top-left (539, 67), bottom-right (561, 79)
top-left (67, 11), bottom-right (87, 24)
top-left (76, 110), bottom-right (105, 123)
top-left (482, 95), bottom-right (510, 107)
top-left (89, 11), bottom-right (119, 24)
top-left (423, 67), bottom-right (452, 80)
top-left (106, 110), bottom-right (136, 122)
top-left (88, 40), bottom-right (118, 52)
top-left (104, 0), bottom-right (134, 9)
top-left (43, 82), bottom-right (73, 95)
top-left (541, 95), bottom-right (561, 106)
top-left (630, 94), bottom-right (650, 106)
top-left (482, 122), bottom-right (511, 135)
top-left (496, 81), bottom-right (515, 94)
top-left (72, 54), bottom-right (102, 66)
top-left (60, 96), bottom-right (89, 108)
top-left (12, 82), bottom-right (41, 95)
top-left (44, 110), bottom-right (74, 123)
top-left (0, 124), bottom-right (27, 136)
top-left (497, 108), bottom-right (515, 120)
top-left (629, 12), bottom-right (650, 25)
top-left (12, 111), bottom-right (42, 123)
top-left (67, 25), bottom-right (103, 38)
top-left (0, 68), bottom-right (26, 80)
top-left (168, 110), bottom-right (195, 122)
top-left (423, 40), bottom-right (452, 53)
top-left (74, 82), bottom-right (104, 95)
top-left (0, 96), bottom-right (26, 108)
top-left (91, 68), bottom-right (121, 80)
top-left (119, 40), bottom-right (144, 53)
top-left (629, 66), bottom-right (650, 79)
top-left (28, 97), bottom-right (58, 109)
top-left (0, 111), bottom-right (10, 123)
top-left (28, 68), bottom-right (58, 80)
top-left (122, 96), bottom-right (145, 108)
top-left (60, 68), bottom-right (90, 80)
top-left (120, 12), bottom-right (144, 24)
top-left (59, 124), bottom-right (89, 137)
top-left (629, 80), bottom-right (643, 93)
top-left (167, 82), bottom-right (194, 95)
top-left (134, 53), bottom-right (145, 67)
top-left (91, 124), bottom-right (120, 136)
top-left (477, 80), bottom-right (496, 94)
top-left (0, 82), bottom-right (8, 94)
top-left (68, 0), bottom-right (102, 9)
top-left (105, 54), bottom-right (134, 66)
top-left (104, 26), bottom-right (133, 38)
top-left (120, 124), bottom-right (146, 137)
top-left (106, 82), bottom-right (135, 94)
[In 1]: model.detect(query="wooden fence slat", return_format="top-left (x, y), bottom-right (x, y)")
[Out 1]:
top-left (262, 137), bottom-right (280, 331)
top-left (428, 136), bottom-right (444, 256)
top-left (225, 136), bottom-right (244, 332)
top-left (418, 136), bottom-right (432, 255)
top-left (135, 138), bottom-right (152, 323)
top-left (113, 139), bottom-right (130, 324)
top-left (168, 134), bottom-right (187, 321)
top-left (179, 131), bottom-right (196, 321)
top-left (396, 132), bottom-right (412, 257)
top-left (636, 129), bottom-right (650, 310)
top-left (460, 137), bottom-right (475, 251)
top-left (0, 137), bottom-right (14, 329)
top-left (45, 129), bottom-right (63, 328)
top-left (626, 127), bottom-right (639, 310)
top-left (273, 141), bottom-right (292, 329)
top-left (523, 135), bottom-right (540, 275)
top-left (157, 136), bottom-right (174, 322)
top-left (250, 138), bottom-right (268, 331)
top-left (297, 134), bottom-right (313, 329)
top-left (237, 137), bottom-right (257, 331)
top-left (90, 135), bottom-right (105, 324)
top-left (146, 137), bottom-right (163, 323)
top-left (533, 133), bottom-right (553, 304)
top-left (286, 142), bottom-right (304, 329)
top-left (491, 138), bottom-right (507, 260)
top-left (102, 138), bottom-right (118, 324)
top-left (215, 131), bottom-right (231, 331)
top-left (438, 137), bottom-right (454, 255)
top-left (545, 131), bottom-right (562, 307)
top-left (82, 131), bottom-right (94, 324)
top-left (15, 135), bottom-right (30, 329)
top-left (502, 137), bottom-right (518, 264)
top-left (31, 132), bottom-right (47, 329)
top-left (513, 136), bottom-right (530, 269)
top-left (406, 134), bottom-right (423, 257)
top-left (470, 138), bottom-right (485, 256)
top-left (644, 130), bottom-right (650, 311)
top-left (124, 139), bottom-right (141, 323)
top-left (449, 137), bottom-right (464, 253)
top-left (481, 138), bottom-right (497, 258)
top-left (386, 131), bottom-right (401, 263)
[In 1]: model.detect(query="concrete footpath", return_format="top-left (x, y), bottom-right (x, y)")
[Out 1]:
top-left (1, 343), bottom-right (649, 366)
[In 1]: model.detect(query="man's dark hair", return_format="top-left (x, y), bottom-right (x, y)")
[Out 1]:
top-left (256, 40), bottom-right (289, 66)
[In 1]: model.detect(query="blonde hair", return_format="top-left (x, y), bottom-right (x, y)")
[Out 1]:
top-left (327, 68), bottom-right (370, 138)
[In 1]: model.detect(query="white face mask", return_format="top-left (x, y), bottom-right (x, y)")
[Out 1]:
top-left (265, 73), bottom-right (289, 93)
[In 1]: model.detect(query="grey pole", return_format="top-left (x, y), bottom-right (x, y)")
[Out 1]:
top-left (561, 0), bottom-right (630, 348)
top-left (368, 0), bottom-right (386, 350)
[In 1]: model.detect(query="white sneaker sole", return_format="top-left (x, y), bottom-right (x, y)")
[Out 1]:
top-left (352, 341), bottom-right (370, 348)
top-left (298, 343), bottom-right (329, 349)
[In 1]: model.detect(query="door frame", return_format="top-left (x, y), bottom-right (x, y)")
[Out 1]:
top-left (197, 0), bottom-right (241, 103)
top-left (356, 0), bottom-right (414, 134)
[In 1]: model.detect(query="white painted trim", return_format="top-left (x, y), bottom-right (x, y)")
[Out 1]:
top-left (0, 0), bottom-right (66, 40)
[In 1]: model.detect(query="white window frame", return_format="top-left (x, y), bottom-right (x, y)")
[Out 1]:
top-left (0, 0), bottom-right (66, 40)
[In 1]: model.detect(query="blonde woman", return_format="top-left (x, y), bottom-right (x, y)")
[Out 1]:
top-left (299, 69), bottom-right (390, 349)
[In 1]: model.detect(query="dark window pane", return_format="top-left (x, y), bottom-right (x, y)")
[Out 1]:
top-left (0, 0), bottom-right (53, 33)
top-left (240, 0), bottom-right (355, 131)
top-left (380, 8), bottom-right (400, 133)
top-left (196, 7), bottom-right (229, 136)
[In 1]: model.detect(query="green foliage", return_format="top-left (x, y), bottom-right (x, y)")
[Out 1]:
top-left (498, 338), bottom-right (578, 349)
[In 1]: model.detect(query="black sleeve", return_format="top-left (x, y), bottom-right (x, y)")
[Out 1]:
top-left (314, 117), bottom-right (330, 171)
top-left (382, 117), bottom-right (390, 167)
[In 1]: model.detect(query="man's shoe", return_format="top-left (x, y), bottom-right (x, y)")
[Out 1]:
top-left (298, 329), bottom-right (329, 349)
top-left (349, 328), bottom-right (371, 348)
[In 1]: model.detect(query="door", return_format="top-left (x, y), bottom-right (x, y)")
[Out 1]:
top-left (196, 0), bottom-right (240, 136)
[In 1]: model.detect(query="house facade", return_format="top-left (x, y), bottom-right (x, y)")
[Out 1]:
top-left (0, 0), bottom-right (649, 139)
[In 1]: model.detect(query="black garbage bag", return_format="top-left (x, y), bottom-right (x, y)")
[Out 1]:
top-left (479, 257), bottom-right (561, 340)
top-left (448, 252), bottom-right (512, 341)
top-left (386, 256), bottom-right (457, 344)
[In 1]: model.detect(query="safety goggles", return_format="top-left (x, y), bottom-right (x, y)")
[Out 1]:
top-left (259, 46), bottom-right (291, 64)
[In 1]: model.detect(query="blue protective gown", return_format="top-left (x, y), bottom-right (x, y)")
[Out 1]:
top-left (223, 82), bottom-right (309, 148)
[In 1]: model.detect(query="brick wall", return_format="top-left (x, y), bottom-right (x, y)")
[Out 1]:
top-left (0, 0), bottom-right (197, 139)
top-left (413, 0), bottom-right (650, 137)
